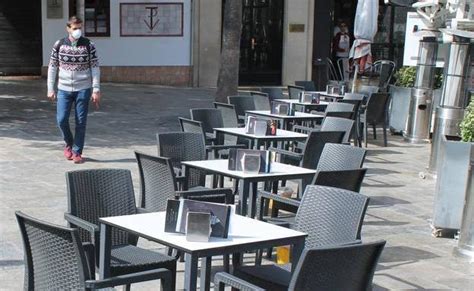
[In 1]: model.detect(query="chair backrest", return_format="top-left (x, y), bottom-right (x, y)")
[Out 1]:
top-left (190, 108), bottom-right (223, 135)
top-left (179, 116), bottom-right (206, 136)
top-left (295, 81), bottom-right (316, 91)
top-left (366, 92), bottom-right (391, 124)
top-left (312, 168), bottom-right (367, 192)
top-left (135, 151), bottom-right (177, 212)
top-left (237, 90), bottom-right (253, 96)
top-left (326, 57), bottom-right (340, 81)
top-left (214, 102), bottom-right (239, 127)
top-left (287, 85), bottom-right (304, 99)
top-left (66, 169), bottom-right (137, 246)
top-left (325, 102), bottom-right (354, 113)
top-left (295, 185), bottom-right (370, 248)
top-left (300, 131), bottom-right (345, 170)
top-left (343, 92), bottom-right (366, 101)
top-left (16, 211), bottom-right (91, 290)
top-left (372, 60), bottom-right (396, 88)
top-left (157, 132), bottom-right (206, 188)
top-left (228, 96), bottom-right (256, 120)
top-left (260, 87), bottom-right (284, 101)
top-left (321, 117), bottom-right (355, 144)
top-left (250, 91), bottom-right (271, 110)
top-left (214, 102), bottom-right (239, 144)
top-left (288, 240), bottom-right (386, 291)
top-left (317, 143), bottom-right (367, 171)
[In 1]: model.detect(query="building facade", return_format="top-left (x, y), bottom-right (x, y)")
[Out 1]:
top-left (1, 0), bottom-right (410, 88)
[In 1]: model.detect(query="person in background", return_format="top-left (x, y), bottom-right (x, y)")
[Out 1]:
top-left (332, 21), bottom-right (351, 81)
top-left (47, 16), bottom-right (100, 164)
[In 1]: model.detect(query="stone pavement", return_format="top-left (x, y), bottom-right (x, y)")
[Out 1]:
top-left (0, 78), bottom-right (473, 290)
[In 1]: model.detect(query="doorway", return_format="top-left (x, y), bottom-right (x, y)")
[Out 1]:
top-left (239, 0), bottom-right (284, 86)
top-left (0, 0), bottom-right (42, 75)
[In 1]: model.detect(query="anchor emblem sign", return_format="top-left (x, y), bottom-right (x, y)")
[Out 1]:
top-left (144, 6), bottom-right (159, 31)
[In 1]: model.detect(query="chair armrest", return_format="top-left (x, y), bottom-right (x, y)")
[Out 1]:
top-left (257, 191), bottom-right (301, 208)
top-left (177, 188), bottom-right (234, 204)
top-left (64, 213), bottom-right (98, 236)
top-left (214, 272), bottom-right (265, 291)
top-left (292, 124), bottom-right (313, 133)
top-left (136, 207), bottom-right (150, 214)
top-left (268, 147), bottom-right (303, 160)
top-left (85, 268), bottom-right (173, 290)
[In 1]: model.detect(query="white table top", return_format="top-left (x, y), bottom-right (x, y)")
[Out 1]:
top-left (214, 127), bottom-right (308, 140)
top-left (182, 159), bottom-right (316, 179)
top-left (274, 99), bottom-right (331, 106)
top-left (100, 212), bottom-right (306, 252)
top-left (246, 110), bottom-right (324, 119)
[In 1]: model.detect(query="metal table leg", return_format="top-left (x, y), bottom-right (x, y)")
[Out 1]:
top-left (184, 253), bottom-right (199, 291)
top-left (291, 238), bottom-right (305, 273)
top-left (239, 180), bottom-right (250, 216)
top-left (200, 257), bottom-right (212, 291)
top-left (98, 223), bottom-right (112, 279)
top-left (249, 181), bottom-right (258, 218)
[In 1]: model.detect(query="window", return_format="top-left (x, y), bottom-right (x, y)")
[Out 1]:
top-left (84, 0), bottom-right (110, 37)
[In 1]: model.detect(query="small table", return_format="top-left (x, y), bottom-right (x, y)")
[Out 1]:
top-left (246, 110), bottom-right (324, 130)
top-left (182, 159), bottom-right (316, 217)
top-left (274, 98), bottom-right (331, 113)
top-left (214, 127), bottom-right (308, 149)
top-left (99, 212), bottom-right (307, 291)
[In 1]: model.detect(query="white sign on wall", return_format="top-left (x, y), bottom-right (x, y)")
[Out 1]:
top-left (403, 12), bottom-right (447, 68)
top-left (120, 3), bottom-right (183, 37)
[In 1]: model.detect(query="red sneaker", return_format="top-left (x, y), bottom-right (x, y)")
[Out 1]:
top-left (64, 146), bottom-right (73, 160)
top-left (72, 153), bottom-right (84, 164)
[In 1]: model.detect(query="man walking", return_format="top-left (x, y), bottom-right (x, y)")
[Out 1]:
top-left (47, 16), bottom-right (100, 164)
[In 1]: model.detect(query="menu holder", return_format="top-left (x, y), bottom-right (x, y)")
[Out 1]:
top-left (241, 153), bottom-right (261, 174)
top-left (245, 116), bottom-right (257, 134)
top-left (186, 212), bottom-right (211, 242)
top-left (271, 101), bottom-right (293, 116)
top-left (228, 149), bottom-right (271, 173)
top-left (164, 199), bottom-right (232, 238)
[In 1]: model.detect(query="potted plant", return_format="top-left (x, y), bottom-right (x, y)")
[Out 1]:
top-left (432, 98), bottom-right (474, 237)
top-left (389, 66), bottom-right (443, 134)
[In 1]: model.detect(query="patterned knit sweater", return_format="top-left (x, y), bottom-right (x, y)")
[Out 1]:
top-left (47, 37), bottom-right (100, 93)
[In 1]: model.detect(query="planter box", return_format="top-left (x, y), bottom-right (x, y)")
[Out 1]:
top-left (388, 85), bottom-right (441, 134)
top-left (432, 135), bottom-right (474, 233)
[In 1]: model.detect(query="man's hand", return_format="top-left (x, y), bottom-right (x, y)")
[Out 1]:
top-left (47, 91), bottom-right (56, 101)
top-left (92, 91), bottom-right (101, 109)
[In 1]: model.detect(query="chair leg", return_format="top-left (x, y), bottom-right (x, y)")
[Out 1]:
top-left (383, 123), bottom-right (388, 147)
top-left (223, 254), bottom-right (230, 272)
top-left (372, 124), bottom-right (377, 139)
top-left (364, 122), bottom-right (368, 147)
top-left (124, 284), bottom-right (131, 291)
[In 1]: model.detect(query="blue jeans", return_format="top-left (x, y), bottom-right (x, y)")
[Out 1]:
top-left (57, 89), bottom-right (91, 155)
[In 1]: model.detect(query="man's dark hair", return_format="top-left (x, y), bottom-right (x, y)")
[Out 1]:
top-left (67, 16), bottom-right (83, 28)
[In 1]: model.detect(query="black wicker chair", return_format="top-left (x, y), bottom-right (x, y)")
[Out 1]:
top-left (250, 91), bottom-right (271, 110)
top-left (295, 81), bottom-right (316, 91)
top-left (16, 211), bottom-right (174, 291)
top-left (178, 116), bottom-right (213, 146)
top-left (63, 169), bottom-right (177, 289)
top-left (320, 116), bottom-right (355, 144)
top-left (260, 87), bottom-right (285, 101)
top-left (135, 151), bottom-right (233, 211)
top-left (261, 143), bottom-right (367, 216)
top-left (228, 96), bottom-right (256, 124)
top-left (252, 185), bottom-right (371, 286)
top-left (360, 92), bottom-right (391, 147)
top-left (157, 131), bottom-right (207, 189)
top-left (287, 85), bottom-right (304, 99)
top-left (215, 240), bottom-right (386, 291)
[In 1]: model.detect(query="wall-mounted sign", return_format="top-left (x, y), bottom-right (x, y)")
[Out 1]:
top-left (289, 24), bottom-right (305, 33)
top-left (120, 3), bottom-right (183, 37)
top-left (47, 0), bottom-right (63, 19)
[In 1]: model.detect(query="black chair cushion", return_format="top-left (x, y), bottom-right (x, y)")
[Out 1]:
top-left (234, 264), bottom-right (292, 291)
top-left (110, 245), bottom-right (176, 277)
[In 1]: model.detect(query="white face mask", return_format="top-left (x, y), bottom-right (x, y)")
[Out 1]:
top-left (71, 29), bottom-right (82, 40)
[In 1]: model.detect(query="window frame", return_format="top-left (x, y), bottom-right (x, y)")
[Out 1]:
top-left (83, 0), bottom-right (111, 37)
